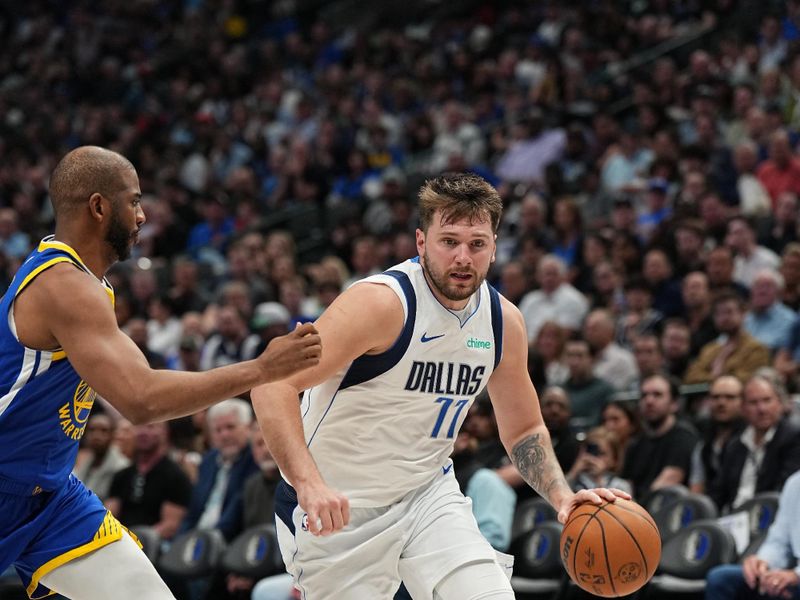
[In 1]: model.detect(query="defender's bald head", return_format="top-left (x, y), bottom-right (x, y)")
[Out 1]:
top-left (49, 146), bottom-right (136, 218)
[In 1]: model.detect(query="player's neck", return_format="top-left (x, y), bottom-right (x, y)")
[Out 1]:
top-left (51, 228), bottom-right (113, 280)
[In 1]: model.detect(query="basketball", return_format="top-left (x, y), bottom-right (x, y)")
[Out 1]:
top-left (560, 498), bottom-right (661, 597)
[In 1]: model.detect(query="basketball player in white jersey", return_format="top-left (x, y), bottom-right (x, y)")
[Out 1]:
top-left (251, 173), bottom-right (629, 599)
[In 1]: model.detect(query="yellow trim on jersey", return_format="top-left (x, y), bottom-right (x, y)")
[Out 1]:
top-left (26, 512), bottom-right (127, 599)
top-left (50, 350), bottom-right (66, 361)
top-left (38, 239), bottom-right (116, 306)
top-left (15, 257), bottom-right (74, 298)
top-left (36, 240), bottom-right (86, 270)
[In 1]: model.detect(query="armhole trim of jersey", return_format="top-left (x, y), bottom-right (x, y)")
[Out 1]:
top-left (489, 284), bottom-right (503, 369)
top-left (338, 269), bottom-right (416, 390)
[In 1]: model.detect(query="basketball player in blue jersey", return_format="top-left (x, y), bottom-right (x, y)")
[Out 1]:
top-left (251, 173), bottom-right (630, 600)
top-left (0, 146), bottom-right (321, 600)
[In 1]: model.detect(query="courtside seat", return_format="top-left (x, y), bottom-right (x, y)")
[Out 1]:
top-left (158, 528), bottom-right (226, 579)
top-left (652, 492), bottom-right (717, 543)
top-left (648, 519), bottom-right (737, 597)
top-left (511, 497), bottom-right (558, 541)
top-left (510, 521), bottom-right (566, 598)
top-left (220, 524), bottom-right (284, 579)
top-left (129, 525), bottom-right (162, 564)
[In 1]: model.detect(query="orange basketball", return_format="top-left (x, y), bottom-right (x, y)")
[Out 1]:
top-left (559, 498), bottom-right (661, 597)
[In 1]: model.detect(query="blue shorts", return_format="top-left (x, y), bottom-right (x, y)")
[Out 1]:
top-left (0, 474), bottom-right (124, 599)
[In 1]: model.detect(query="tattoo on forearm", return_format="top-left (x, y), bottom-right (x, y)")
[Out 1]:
top-left (511, 433), bottom-right (570, 501)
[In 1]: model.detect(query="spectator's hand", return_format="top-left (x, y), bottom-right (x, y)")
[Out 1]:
top-left (743, 555), bottom-right (768, 589)
top-left (557, 488), bottom-right (631, 524)
top-left (758, 569), bottom-right (799, 597)
top-left (297, 479), bottom-right (350, 537)
top-left (259, 323), bottom-right (321, 381)
top-left (225, 574), bottom-right (254, 594)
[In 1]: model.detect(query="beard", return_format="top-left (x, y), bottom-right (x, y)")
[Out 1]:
top-left (421, 254), bottom-right (484, 302)
top-left (645, 414), bottom-right (669, 431)
top-left (106, 207), bottom-right (135, 261)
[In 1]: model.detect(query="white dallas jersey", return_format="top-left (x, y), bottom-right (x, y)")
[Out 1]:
top-left (299, 258), bottom-right (503, 507)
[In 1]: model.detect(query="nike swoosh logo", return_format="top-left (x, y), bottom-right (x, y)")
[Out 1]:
top-left (421, 332), bottom-right (445, 343)
top-left (442, 464), bottom-right (453, 475)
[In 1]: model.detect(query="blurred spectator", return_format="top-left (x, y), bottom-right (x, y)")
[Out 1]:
top-left (566, 427), bottom-right (632, 495)
top-left (661, 318), bottom-right (693, 380)
top-left (744, 269), bottom-right (796, 351)
top-left (551, 197), bottom-right (584, 270)
top-left (632, 334), bottom-right (666, 384)
top-left (199, 305), bottom-right (260, 371)
top-left (642, 248), bottom-right (683, 318)
top-left (497, 260), bottom-right (530, 306)
top-left (181, 399), bottom-right (259, 541)
top-left (732, 140), bottom-right (772, 218)
top-left (73, 413), bottom-right (130, 501)
top-left (726, 216), bottom-right (780, 288)
top-left (124, 317), bottom-right (168, 369)
top-left (519, 254), bottom-right (588, 342)
top-left (584, 309), bottom-right (639, 392)
top-left (562, 337), bottom-right (615, 431)
top-left (106, 422), bottom-right (192, 540)
top-left (538, 387), bottom-right (580, 478)
top-left (146, 295), bottom-right (183, 359)
top-left (704, 246), bottom-right (750, 300)
top-left (0, 208), bottom-right (31, 259)
top-left (621, 374), bottom-right (698, 500)
top-left (685, 291), bottom-right (771, 385)
top-left (616, 276), bottom-right (663, 349)
top-left (758, 192), bottom-right (800, 254)
top-left (705, 469), bottom-right (800, 600)
top-left (637, 178), bottom-right (672, 244)
top-left (214, 423), bottom-right (284, 600)
top-left (252, 301), bottom-right (292, 355)
top-left (780, 242), bottom-right (800, 310)
top-left (707, 373), bottom-right (800, 512)
top-left (168, 257), bottom-right (212, 315)
top-left (171, 334), bottom-right (204, 372)
top-left (528, 320), bottom-right (569, 389)
top-left (601, 401), bottom-right (641, 463)
top-left (496, 108), bottom-right (565, 186)
top-left (688, 375), bottom-right (745, 495)
top-left (756, 129), bottom-right (800, 205)
top-left (673, 219), bottom-right (708, 277)
top-left (187, 193), bottom-right (236, 260)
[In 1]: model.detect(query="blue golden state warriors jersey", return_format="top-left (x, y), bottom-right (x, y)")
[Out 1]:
top-left (297, 257), bottom-right (503, 507)
top-left (0, 237), bottom-right (113, 491)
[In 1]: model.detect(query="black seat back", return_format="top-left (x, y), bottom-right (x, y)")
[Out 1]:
top-left (509, 521), bottom-right (564, 579)
top-left (511, 497), bottom-right (558, 540)
top-left (158, 529), bottom-right (226, 579)
top-left (220, 524), bottom-right (283, 579)
top-left (129, 525), bottom-right (162, 564)
top-left (652, 492), bottom-right (718, 542)
top-left (658, 519), bottom-right (738, 579)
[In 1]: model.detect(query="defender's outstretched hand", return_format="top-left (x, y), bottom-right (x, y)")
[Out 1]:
top-left (259, 323), bottom-right (322, 381)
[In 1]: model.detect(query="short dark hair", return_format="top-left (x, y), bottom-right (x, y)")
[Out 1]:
top-left (641, 373), bottom-right (680, 402)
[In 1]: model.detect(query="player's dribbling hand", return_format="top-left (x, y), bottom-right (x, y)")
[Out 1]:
top-left (298, 481), bottom-right (350, 536)
top-left (557, 487), bottom-right (631, 524)
top-left (259, 323), bottom-right (322, 381)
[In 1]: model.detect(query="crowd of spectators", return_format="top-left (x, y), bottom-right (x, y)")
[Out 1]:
top-left (5, 0), bottom-right (800, 597)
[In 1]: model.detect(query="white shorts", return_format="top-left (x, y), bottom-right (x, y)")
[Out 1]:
top-left (275, 467), bottom-right (512, 600)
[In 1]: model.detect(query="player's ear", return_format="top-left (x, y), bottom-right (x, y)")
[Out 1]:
top-left (88, 192), bottom-right (106, 222)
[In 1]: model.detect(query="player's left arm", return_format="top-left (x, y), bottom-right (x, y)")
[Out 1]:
top-left (487, 297), bottom-right (629, 522)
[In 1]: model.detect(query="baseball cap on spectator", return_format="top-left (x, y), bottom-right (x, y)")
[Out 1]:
top-left (179, 335), bottom-right (203, 352)
top-left (648, 178), bottom-right (669, 194)
top-left (252, 302), bottom-right (291, 330)
top-left (613, 196), bottom-right (634, 209)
